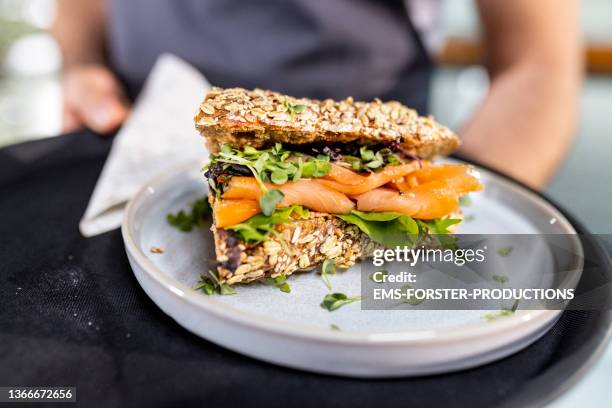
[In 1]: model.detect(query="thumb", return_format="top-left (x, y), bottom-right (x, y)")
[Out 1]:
top-left (64, 66), bottom-right (130, 134)
top-left (81, 96), bottom-right (129, 134)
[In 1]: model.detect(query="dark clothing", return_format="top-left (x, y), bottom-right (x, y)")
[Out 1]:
top-left (107, 0), bottom-right (432, 112)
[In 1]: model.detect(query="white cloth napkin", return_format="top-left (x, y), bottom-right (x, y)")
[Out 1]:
top-left (79, 54), bottom-right (211, 237)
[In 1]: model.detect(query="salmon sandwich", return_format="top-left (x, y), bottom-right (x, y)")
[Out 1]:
top-left (194, 87), bottom-right (483, 285)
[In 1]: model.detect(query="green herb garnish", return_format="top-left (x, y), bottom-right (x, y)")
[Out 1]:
top-left (401, 284), bottom-right (424, 305)
top-left (483, 299), bottom-right (519, 321)
top-left (194, 269), bottom-right (236, 295)
top-left (330, 324), bottom-right (341, 331)
top-left (193, 277), bottom-right (215, 295)
top-left (265, 275), bottom-right (291, 293)
top-left (493, 274), bottom-right (509, 284)
top-left (204, 143), bottom-right (331, 189)
top-left (415, 218), bottom-right (462, 250)
top-left (339, 146), bottom-right (401, 173)
top-left (483, 309), bottom-right (515, 321)
top-left (417, 218), bottom-right (462, 235)
top-left (320, 258), bottom-right (336, 290)
top-left (459, 195), bottom-right (472, 207)
top-left (497, 247), bottom-right (513, 257)
top-left (167, 197), bottom-right (211, 232)
top-left (369, 270), bottom-right (389, 283)
top-left (360, 146), bottom-right (375, 161)
top-left (227, 205), bottom-right (310, 244)
top-left (270, 170), bottom-right (288, 185)
top-left (283, 98), bottom-right (306, 119)
top-left (321, 292), bottom-right (362, 312)
top-left (259, 189), bottom-right (285, 216)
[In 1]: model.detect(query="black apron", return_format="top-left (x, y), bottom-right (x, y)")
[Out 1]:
top-left (107, 0), bottom-right (432, 113)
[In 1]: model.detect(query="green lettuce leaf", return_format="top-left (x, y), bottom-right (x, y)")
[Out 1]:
top-left (336, 211), bottom-right (419, 248)
top-left (227, 205), bottom-right (310, 244)
top-left (416, 218), bottom-right (462, 235)
top-left (337, 210), bottom-right (460, 248)
top-left (415, 218), bottom-right (462, 249)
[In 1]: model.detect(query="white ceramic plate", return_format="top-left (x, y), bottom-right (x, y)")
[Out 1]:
top-left (122, 162), bottom-right (583, 377)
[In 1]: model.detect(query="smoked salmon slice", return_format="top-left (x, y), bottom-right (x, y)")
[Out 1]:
top-left (222, 177), bottom-right (355, 214)
top-left (388, 164), bottom-right (474, 192)
top-left (354, 187), bottom-right (459, 220)
top-left (217, 163), bottom-right (481, 227)
top-left (213, 199), bottom-right (261, 228)
top-left (323, 163), bottom-right (368, 185)
top-left (316, 163), bottom-right (421, 195)
top-left (387, 174), bottom-right (419, 191)
top-left (355, 170), bottom-right (482, 219)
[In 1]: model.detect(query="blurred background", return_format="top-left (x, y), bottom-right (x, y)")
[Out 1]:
top-left (0, 0), bottom-right (60, 145)
top-left (2, 1), bottom-right (612, 234)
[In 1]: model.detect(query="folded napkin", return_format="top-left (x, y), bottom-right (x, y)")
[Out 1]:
top-left (79, 54), bottom-right (211, 237)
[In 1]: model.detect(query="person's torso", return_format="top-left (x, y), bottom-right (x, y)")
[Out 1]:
top-left (108, 0), bottom-right (433, 112)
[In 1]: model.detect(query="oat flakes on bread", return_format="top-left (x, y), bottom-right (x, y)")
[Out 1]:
top-left (195, 87), bottom-right (459, 159)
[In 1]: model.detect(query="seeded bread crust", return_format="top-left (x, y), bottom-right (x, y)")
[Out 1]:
top-left (195, 87), bottom-right (460, 159)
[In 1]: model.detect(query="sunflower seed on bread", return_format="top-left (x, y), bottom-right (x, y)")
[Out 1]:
top-left (195, 87), bottom-right (460, 159)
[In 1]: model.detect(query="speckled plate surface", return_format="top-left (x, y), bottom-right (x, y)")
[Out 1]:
top-left (122, 161), bottom-right (583, 377)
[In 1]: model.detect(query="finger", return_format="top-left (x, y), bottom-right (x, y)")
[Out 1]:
top-left (64, 67), bottom-right (130, 134)
top-left (83, 97), bottom-right (130, 134)
top-left (62, 105), bottom-right (84, 133)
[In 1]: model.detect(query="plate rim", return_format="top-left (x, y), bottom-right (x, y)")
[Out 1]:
top-left (121, 160), bottom-right (584, 346)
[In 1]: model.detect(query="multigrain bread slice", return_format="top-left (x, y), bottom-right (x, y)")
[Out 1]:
top-left (195, 87), bottom-right (460, 159)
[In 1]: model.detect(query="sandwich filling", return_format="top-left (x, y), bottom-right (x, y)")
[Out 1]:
top-left (204, 142), bottom-right (482, 248)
